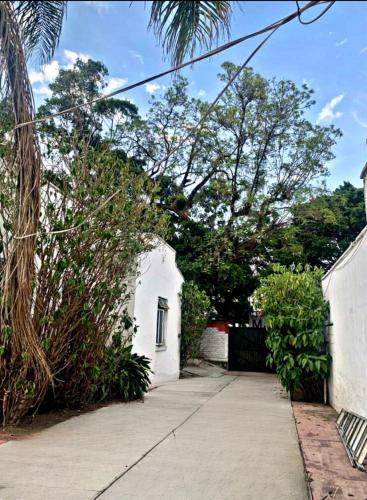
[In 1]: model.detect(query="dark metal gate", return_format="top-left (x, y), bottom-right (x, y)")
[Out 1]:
top-left (228, 327), bottom-right (273, 372)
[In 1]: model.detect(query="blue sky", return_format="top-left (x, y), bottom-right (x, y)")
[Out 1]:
top-left (29, 1), bottom-right (367, 189)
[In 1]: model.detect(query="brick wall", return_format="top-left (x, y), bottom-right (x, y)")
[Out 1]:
top-left (200, 322), bottom-right (229, 362)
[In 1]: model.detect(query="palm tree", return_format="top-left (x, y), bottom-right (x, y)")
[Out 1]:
top-left (16, 1), bottom-right (66, 63)
top-left (0, 1), bottom-right (66, 424)
top-left (149, 1), bottom-right (234, 66)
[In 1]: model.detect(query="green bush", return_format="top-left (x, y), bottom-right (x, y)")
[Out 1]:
top-left (254, 264), bottom-right (330, 395)
top-left (90, 333), bottom-right (151, 403)
top-left (180, 281), bottom-right (213, 367)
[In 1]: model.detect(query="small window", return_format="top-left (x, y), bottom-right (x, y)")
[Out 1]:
top-left (156, 297), bottom-right (168, 346)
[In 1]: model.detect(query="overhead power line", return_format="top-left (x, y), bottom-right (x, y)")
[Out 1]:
top-left (14, 0), bottom-right (335, 239)
top-left (14, 0), bottom-right (332, 130)
top-left (296, 0), bottom-right (335, 25)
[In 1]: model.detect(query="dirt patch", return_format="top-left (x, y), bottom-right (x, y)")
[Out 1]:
top-left (0, 400), bottom-right (119, 443)
top-left (293, 402), bottom-right (367, 499)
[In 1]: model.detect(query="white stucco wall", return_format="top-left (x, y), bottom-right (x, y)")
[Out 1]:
top-left (200, 326), bottom-right (228, 362)
top-left (322, 226), bottom-right (367, 418)
top-left (131, 238), bottom-right (184, 387)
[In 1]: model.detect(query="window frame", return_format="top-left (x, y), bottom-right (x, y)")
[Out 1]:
top-left (156, 297), bottom-right (168, 347)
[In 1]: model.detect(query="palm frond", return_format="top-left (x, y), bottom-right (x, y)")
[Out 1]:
top-left (16, 1), bottom-right (66, 64)
top-left (149, 1), bottom-right (234, 66)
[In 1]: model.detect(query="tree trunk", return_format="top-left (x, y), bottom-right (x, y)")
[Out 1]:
top-left (0, 1), bottom-right (51, 426)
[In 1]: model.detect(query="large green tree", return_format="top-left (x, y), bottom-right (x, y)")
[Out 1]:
top-left (128, 66), bottom-right (340, 321)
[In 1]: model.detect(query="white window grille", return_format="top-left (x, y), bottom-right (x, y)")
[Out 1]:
top-left (156, 297), bottom-right (168, 346)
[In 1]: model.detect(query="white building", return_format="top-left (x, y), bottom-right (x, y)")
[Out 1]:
top-left (322, 165), bottom-right (367, 418)
top-left (129, 237), bottom-right (184, 387)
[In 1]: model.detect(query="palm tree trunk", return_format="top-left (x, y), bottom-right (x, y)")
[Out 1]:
top-left (0, 1), bottom-right (51, 426)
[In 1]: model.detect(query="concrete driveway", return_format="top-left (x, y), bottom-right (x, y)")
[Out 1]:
top-left (0, 373), bottom-right (308, 500)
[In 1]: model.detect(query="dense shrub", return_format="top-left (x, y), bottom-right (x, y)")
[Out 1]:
top-left (0, 139), bottom-right (165, 423)
top-left (90, 332), bottom-right (151, 403)
top-left (254, 264), bottom-right (330, 397)
top-left (180, 281), bottom-right (213, 367)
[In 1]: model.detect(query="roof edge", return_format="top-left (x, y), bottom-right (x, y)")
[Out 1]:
top-left (360, 162), bottom-right (367, 179)
top-left (143, 234), bottom-right (185, 281)
top-left (323, 225), bottom-right (367, 280)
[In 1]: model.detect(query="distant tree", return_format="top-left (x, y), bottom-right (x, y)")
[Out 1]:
top-left (36, 58), bottom-right (143, 191)
top-left (38, 59), bottom-right (138, 151)
top-left (269, 182), bottom-right (365, 270)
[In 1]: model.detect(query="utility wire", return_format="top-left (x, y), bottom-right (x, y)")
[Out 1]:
top-left (14, 0), bottom-right (330, 130)
top-left (13, 0), bottom-right (335, 240)
top-left (296, 0), bottom-right (335, 25)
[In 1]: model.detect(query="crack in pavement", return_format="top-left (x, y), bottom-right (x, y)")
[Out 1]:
top-left (93, 376), bottom-right (237, 499)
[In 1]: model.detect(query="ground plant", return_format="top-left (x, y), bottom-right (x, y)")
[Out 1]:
top-left (89, 331), bottom-right (151, 403)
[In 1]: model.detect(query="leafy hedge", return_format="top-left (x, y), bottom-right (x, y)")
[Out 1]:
top-left (254, 264), bottom-right (330, 396)
top-left (180, 281), bottom-right (212, 367)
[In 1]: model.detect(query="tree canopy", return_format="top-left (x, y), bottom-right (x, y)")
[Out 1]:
top-left (126, 65), bottom-right (340, 321)
top-left (270, 182), bottom-right (365, 270)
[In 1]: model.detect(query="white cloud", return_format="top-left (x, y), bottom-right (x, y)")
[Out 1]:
top-left (104, 77), bottom-right (128, 94)
top-left (43, 60), bottom-right (60, 82)
top-left (29, 60), bottom-right (60, 85)
top-left (85, 1), bottom-right (112, 13)
top-left (352, 111), bottom-right (367, 129)
top-left (317, 94), bottom-right (344, 122)
top-left (63, 49), bottom-right (89, 68)
top-left (29, 70), bottom-right (44, 84)
top-left (34, 86), bottom-right (52, 97)
top-left (145, 82), bottom-right (160, 94)
top-left (30, 50), bottom-right (89, 98)
top-left (360, 47), bottom-right (367, 54)
top-left (197, 89), bottom-right (206, 97)
top-left (129, 50), bottom-right (144, 65)
top-left (335, 38), bottom-right (348, 47)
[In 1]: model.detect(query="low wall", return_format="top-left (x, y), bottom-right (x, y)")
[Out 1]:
top-left (200, 322), bottom-right (228, 363)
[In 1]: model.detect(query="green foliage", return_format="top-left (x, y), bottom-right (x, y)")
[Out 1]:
top-left (172, 221), bottom-right (257, 322)
top-left (16, 1), bottom-right (66, 63)
top-left (37, 58), bottom-right (138, 157)
top-left (180, 281), bottom-right (213, 367)
top-left (254, 264), bottom-right (330, 394)
top-left (149, 1), bottom-right (233, 65)
top-left (90, 334), bottom-right (151, 403)
top-left (270, 182), bottom-right (365, 270)
top-left (33, 146), bottom-right (166, 407)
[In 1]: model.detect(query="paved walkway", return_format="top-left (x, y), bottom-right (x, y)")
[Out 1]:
top-left (0, 373), bottom-right (308, 500)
